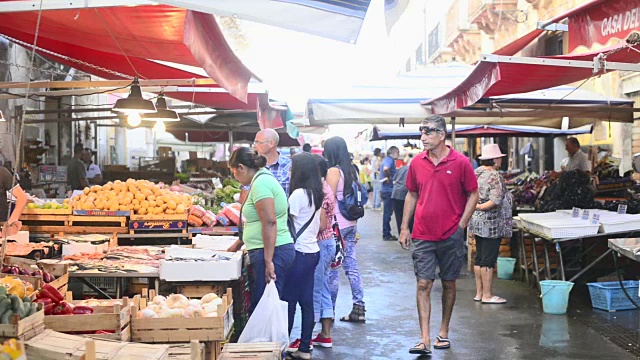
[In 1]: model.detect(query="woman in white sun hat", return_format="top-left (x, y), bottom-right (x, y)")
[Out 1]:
top-left (468, 144), bottom-right (512, 305)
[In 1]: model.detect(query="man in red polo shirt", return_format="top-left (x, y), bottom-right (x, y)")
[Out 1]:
top-left (399, 115), bottom-right (478, 356)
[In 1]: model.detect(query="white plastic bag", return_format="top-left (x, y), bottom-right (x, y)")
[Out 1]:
top-left (238, 281), bottom-right (289, 352)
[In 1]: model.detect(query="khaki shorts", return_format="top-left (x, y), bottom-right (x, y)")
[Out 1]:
top-left (412, 227), bottom-right (466, 281)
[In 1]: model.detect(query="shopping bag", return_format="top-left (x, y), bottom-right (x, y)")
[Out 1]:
top-left (238, 281), bottom-right (289, 352)
top-left (330, 216), bottom-right (346, 269)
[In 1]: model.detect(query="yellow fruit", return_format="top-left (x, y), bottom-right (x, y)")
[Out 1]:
top-left (135, 193), bottom-right (145, 202)
top-left (167, 201), bottom-right (177, 210)
top-left (119, 205), bottom-right (127, 211)
top-left (166, 209), bottom-right (175, 214)
top-left (141, 200), bottom-right (149, 208)
top-left (133, 205), bottom-right (141, 211)
top-left (109, 203), bottom-right (119, 211)
top-left (156, 199), bottom-right (164, 207)
top-left (63, 199), bottom-right (70, 204)
top-left (148, 200), bottom-right (157, 208)
top-left (132, 199), bottom-right (140, 206)
top-left (138, 208), bottom-right (148, 215)
top-left (83, 187), bottom-right (90, 195)
top-left (27, 203), bottom-right (36, 209)
top-left (176, 204), bottom-right (185, 214)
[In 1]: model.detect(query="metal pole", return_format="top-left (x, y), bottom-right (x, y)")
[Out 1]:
top-left (451, 117), bottom-right (456, 150)
top-left (228, 131), bottom-right (234, 160)
top-left (569, 249), bottom-right (613, 282)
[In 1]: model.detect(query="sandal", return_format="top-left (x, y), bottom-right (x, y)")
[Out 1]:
top-left (481, 296), bottom-right (507, 304)
top-left (473, 297), bottom-right (481, 302)
top-left (340, 304), bottom-right (365, 323)
top-left (433, 336), bottom-right (450, 350)
top-left (409, 342), bottom-right (431, 355)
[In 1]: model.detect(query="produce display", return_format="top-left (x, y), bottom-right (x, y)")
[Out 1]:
top-left (36, 283), bottom-right (93, 316)
top-left (538, 171), bottom-right (597, 212)
top-left (0, 285), bottom-right (38, 324)
top-left (25, 198), bottom-right (69, 210)
top-left (214, 179), bottom-right (241, 205)
top-left (0, 339), bottom-right (25, 360)
top-left (0, 277), bottom-right (35, 299)
top-left (71, 179), bottom-right (192, 215)
top-left (138, 293), bottom-right (223, 319)
top-left (1, 265), bottom-right (56, 283)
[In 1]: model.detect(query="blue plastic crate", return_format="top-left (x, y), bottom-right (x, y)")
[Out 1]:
top-left (587, 280), bottom-right (640, 311)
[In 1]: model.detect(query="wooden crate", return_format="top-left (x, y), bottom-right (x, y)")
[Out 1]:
top-left (68, 215), bottom-right (128, 228)
top-left (130, 214), bottom-right (189, 221)
top-left (175, 284), bottom-right (225, 299)
top-left (129, 214), bottom-right (188, 235)
top-left (22, 208), bottom-right (71, 215)
top-left (44, 298), bottom-right (132, 342)
top-left (39, 261), bottom-right (70, 295)
top-left (0, 308), bottom-right (45, 341)
top-left (219, 343), bottom-right (281, 360)
top-left (25, 330), bottom-right (170, 360)
top-left (4, 257), bottom-right (70, 295)
top-left (132, 288), bottom-right (234, 344)
top-left (168, 341), bottom-right (205, 360)
top-left (20, 214), bottom-right (69, 227)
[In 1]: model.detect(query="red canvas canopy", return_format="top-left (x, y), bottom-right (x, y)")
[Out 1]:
top-left (0, 4), bottom-right (259, 109)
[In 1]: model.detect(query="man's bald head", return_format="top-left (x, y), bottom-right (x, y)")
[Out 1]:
top-left (254, 128), bottom-right (280, 157)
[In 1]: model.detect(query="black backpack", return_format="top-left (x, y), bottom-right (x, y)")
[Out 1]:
top-left (336, 167), bottom-right (368, 221)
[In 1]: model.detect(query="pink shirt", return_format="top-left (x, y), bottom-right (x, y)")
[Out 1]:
top-left (406, 147), bottom-right (478, 241)
top-left (334, 168), bottom-right (357, 230)
top-left (318, 181), bottom-right (335, 241)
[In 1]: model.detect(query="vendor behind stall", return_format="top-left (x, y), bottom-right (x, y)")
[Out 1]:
top-left (564, 137), bottom-right (591, 172)
top-left (67, 143), bottom-right (89, 192)
top-left (0, 165), bottom-right (27, 237)
top-left (83, 148), bottom-right (102, 185)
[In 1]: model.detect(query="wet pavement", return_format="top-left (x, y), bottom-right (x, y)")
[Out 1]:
top-left (289, 209), bottom-right (639, 359)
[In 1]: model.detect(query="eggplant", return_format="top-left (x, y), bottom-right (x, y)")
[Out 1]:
top-left (42, 272), bottom-right (55, 283)
top-left (18, 268), bottom-right (31, 276)
top-left (1, 266), bottom-right (10, 274)
top-left (31, 269), bottom-right (43, 277)
top-left (8, 267), bottom-right (19, 275)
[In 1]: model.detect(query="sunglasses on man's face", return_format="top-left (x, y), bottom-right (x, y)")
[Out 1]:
top-left (419, 126), bottom-right (443, 136)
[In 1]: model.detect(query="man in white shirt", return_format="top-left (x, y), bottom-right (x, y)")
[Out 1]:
top-left (82, 149), bottom-right (103, 185)
top-left (565, 137), bottom-right (591, 172)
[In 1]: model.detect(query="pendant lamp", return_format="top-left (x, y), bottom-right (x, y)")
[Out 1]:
top-left (112, 77), bottom-right (156, 114)
top-left (142, 93), bottom-right (180, 122)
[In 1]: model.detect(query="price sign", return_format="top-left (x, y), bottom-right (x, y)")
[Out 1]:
top-left (582, 210), bottom-right (589, 220)
top-left (592, 213), bottom-right (600, 224)
top-left (617, 204), bottom-right (627, 214)
top-left (572, 207), bottom-right (580, 218)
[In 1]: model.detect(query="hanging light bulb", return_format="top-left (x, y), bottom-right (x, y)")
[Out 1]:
top-left (153, 120), bottom-right (166, 134)
top-left (127, 113), bottom-right (142, 127)
top-left (141, 93), bottom-right (180, 122)
top-left (112, 77), bottom-right (156, 114)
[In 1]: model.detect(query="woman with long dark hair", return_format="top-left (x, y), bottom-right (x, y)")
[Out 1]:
top-left (226, 147), bottom-right (295, 312)
top-left (323, 136), bottom-right (366, 323)
top-left (310, 154), bottom-right (337, 349)
top-left (284, 152), bottom-right (325, 359)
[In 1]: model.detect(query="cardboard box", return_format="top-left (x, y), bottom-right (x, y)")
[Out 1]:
top-left (159, 247), bottom-right (242, 281)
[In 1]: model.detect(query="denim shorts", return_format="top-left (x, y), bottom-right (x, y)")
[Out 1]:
top-left (412, 227), bottom-right (465, 281)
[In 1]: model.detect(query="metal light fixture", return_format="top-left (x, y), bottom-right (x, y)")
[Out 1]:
top-left (0, 111), bottom-right (5, 122)
top-left (153, 120), bottom-right (166, 134)
top-left (141, 93), bottom-right (180, 122)
top-left (112, 77), bottom-right (156, 114)
top-left (127, 113), bottom-right (142, 127)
